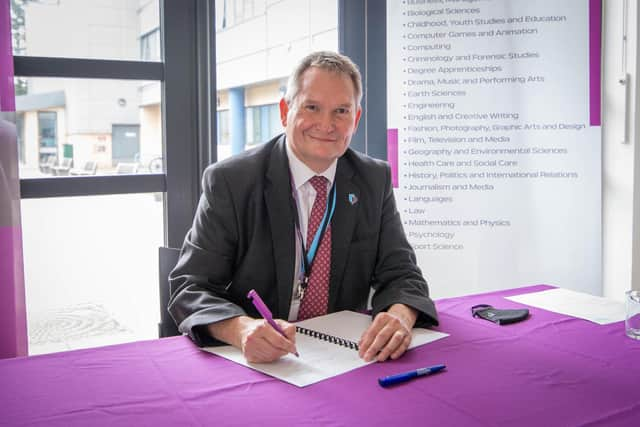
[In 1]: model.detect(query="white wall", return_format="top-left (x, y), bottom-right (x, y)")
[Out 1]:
top-left (216, 0), bottom-right (338, 90)
top-left (138, 0), bottom-right (159, 36)
top-left (25, 0), bottom-right (138, 60)
top-left (603, 0), bottom-right (640, 298)
top-left (633, 3), bottom-right (640, 293)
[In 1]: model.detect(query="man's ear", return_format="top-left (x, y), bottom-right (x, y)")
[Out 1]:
top-left (279, 98), bottom-right (289, 126)
top-left (354, 107), bottom-right (362, 130)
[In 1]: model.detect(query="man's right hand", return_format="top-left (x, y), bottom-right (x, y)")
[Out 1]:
top-left (207, 316), bottom-right (297, 363)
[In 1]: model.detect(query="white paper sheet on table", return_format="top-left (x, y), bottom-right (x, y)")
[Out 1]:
top-left (505, 288), bottom-right (626, 324)
top-left (201, 310), bottom-right (449, 387)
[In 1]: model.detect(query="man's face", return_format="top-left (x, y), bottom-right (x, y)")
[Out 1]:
top-left (280, 67), bottom-right (362, 173)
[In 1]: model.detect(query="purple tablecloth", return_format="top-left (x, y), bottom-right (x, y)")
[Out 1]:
top-left (1, 285), bottom-right (639, 426)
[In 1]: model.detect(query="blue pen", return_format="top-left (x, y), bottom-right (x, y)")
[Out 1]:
top-left (378, 364), bottom-right (446, 388)
top-left (247, 289), bottom-right (299, 357)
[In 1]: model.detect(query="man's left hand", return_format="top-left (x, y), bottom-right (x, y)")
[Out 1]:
top-left (358, 304), bottom-right (418, 362)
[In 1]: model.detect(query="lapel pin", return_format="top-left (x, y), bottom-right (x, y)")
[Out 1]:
top-left (348, 193), bottom-right (358, 205)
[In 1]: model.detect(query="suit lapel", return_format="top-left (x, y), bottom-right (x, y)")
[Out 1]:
top-left (329, 155), bottom-right (359, 311)
top-left (264, 136), bottom-right (296, 318)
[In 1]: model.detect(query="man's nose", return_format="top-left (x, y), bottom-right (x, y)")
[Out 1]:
top-left (316, 111), bottom-right (335, 132)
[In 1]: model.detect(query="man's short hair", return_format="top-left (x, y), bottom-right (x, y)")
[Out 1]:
top-left (284, 51), bottom-right (362, 107)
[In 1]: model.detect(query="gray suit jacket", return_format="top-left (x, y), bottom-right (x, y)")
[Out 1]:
top-left (169, 135), bottom-right (438, 346)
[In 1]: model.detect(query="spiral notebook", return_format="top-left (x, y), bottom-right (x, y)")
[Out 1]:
top-left (201, 310), bottom-right (449, 387)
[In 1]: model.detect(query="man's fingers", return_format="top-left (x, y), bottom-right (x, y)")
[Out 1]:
top-left (385, 331), bottom-right (411, 361)
top-left (363, 323), bottom-right (397, 361)
top-left (358, 315), bottom-right (387, 358)
top-left (258, 321), bottom-right (298, 355)
top-left (375, 329), bottom-right (407, 362)
top-left (360, 312), bottom-right (413, 362)
top-left (275, 320), bottom-right (298, 342)
top-left (273, 320), bottom-right (298, 354)
top-left (242, 320), bottom-right (297, 362)
top-left (245, 336), bottom-right (289, 363)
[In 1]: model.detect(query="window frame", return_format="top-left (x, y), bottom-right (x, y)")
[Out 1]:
top-left (338, 0), bottom-right (387, 160)
top-left (14, 0), bottom-right (217, 249)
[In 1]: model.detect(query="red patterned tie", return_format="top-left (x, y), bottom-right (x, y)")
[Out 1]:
top-left (298, 176), bottom-right (331, 320)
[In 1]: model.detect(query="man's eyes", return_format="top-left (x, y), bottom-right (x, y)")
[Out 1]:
top-left (303, 105), bottom-right (350, 114)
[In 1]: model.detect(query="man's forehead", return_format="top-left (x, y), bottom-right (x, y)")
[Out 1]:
top-left (296, 92), bottom-right (355, 106)
top-left (301, 68), bottom-right (355, 88)
top-left (297, 69), bottom-right (357, 105)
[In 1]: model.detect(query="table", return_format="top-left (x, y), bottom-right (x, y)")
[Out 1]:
top-left (2, 285), bottom-right (639, 426)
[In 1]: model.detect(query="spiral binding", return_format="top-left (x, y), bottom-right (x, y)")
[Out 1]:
top-left (296, 326), bottom-right (359, 351)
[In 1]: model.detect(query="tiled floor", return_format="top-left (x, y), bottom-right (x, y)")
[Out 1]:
top-left (28, 302), bottom-right (141, 355)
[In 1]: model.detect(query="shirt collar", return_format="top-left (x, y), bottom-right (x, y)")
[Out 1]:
top-left (285, 137), bottom-right (337, 191)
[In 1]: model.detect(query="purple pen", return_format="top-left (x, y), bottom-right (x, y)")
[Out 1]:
top-left (247, 289), bottom-right (300, 357)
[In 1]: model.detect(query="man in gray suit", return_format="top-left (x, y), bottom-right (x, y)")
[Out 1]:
top-left (169, 51), bottom-right (437, 363)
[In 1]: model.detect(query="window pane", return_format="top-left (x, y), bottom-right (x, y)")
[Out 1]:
top-left (140, 29), bottom-right (161, 62)
top-left (245, 106), bottom-right (258, 145)
top-left (243, 103), bottom-right (281, 150)
top-left (21, 193), bottom-right (164, 355)
top-left (16, 112), bottom-right (26, 163)
top-left (15, 77), bottom-right (163, 177)
top-left (215, 0), bottom-right (338, 159)
top-left (268, 103), bottom-right (280, 137)
top-left (37, 111), bottom-right (57, 164)
top-left (217, 109), bottom-right (231, 160)
top-left (10, 0), bottom-right (161, 62)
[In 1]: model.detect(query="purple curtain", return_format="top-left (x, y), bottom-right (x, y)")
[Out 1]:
top-left (0, 0), bottom-right (28, 358)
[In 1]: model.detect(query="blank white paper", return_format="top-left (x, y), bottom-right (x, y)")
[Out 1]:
top-left (505, 288), bottom-right (625, 325)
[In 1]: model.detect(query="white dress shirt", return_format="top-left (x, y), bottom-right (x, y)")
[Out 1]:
top-left (285, 141), bottom-right (336, 320)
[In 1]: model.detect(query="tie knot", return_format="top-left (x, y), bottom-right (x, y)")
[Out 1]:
top-left (309, 176), bottom-right (328, 194)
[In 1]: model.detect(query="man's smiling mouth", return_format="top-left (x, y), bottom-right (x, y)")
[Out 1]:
top-left (307, 135), bottom-right (337, 143)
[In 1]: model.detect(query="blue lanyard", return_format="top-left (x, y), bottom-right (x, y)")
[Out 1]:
top-left (291, 180), bottom-right (337, 289)
top-left (305, 182), bottom-right (336, 269)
